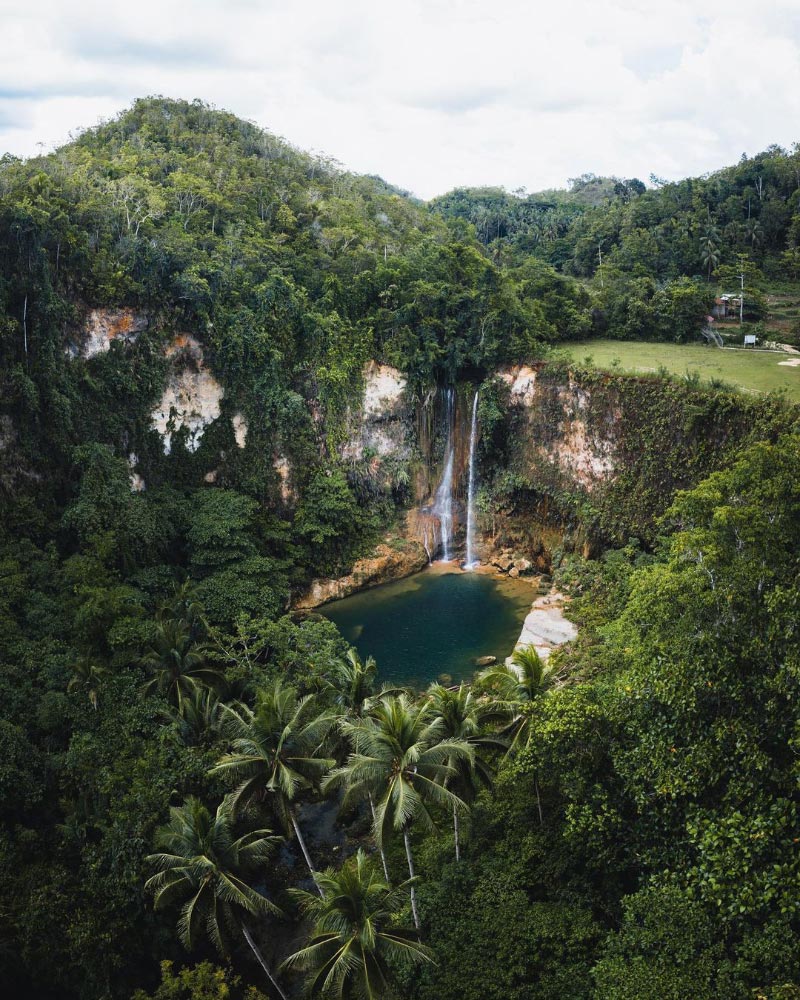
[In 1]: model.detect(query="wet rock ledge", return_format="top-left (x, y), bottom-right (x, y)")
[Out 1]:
top-left (293, 538), bottom-right (428, 610)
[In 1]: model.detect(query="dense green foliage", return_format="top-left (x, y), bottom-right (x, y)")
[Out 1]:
top-left (432, 150), bottom-right (800, 338)
top-left (1, 98), bottom-right (799, 1000)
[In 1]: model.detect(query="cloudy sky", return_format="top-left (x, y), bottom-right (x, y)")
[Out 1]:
top-left (2, 0), bottom-right (799, 199)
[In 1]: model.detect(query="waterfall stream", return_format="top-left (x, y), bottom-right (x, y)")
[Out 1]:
top-left (432, 388), bottom-right (455, 561)
top-left (464, 390), bottom-right (479, 569)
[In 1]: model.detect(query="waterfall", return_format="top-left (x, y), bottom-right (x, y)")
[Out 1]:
top-left (432, 388), bottom-right (455, 561)
top-left (464, 390), bottom-right (479, 569)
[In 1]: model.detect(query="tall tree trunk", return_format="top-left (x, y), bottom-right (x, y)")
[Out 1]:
top-left (403, 828), bottom-right (420, 930)
top-left (534, 771), bottom-right (543, 826)
top-left (453, 801), bottom-right (461, 861)
top-left (290, 811), bottom-right (323, 896)
top-left (241, 922), bottom-right (289, 1000)
top-left (369, 793), bottom-right (391, 880)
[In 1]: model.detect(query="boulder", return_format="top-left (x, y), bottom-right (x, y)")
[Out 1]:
top-left (492, 552), bottom-right (514, 572)
top-left (508, 566), bottom-right (520, 578)
top-left (474, 655), bottom-right (497, 667)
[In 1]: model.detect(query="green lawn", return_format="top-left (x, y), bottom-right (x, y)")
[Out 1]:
top-left (560, 341), bottom-right (800, 403)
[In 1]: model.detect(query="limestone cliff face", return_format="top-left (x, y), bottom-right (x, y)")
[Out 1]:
top-left (497, 365), bottom-right (617, 493)
top-left (70, 313), bottom-right (248, 470)
top-left (51, 315), bottom-right (788, 588)
top-left (150, 336), bottom-right (224, 455)
top-left (335, 361), bottom-right (623, 563)
top-left (149, 335), bottom-right (249, 458)
top-left (273, 455), bottom-right (293, 504)
top-left (68, 308), bottom-right (149, 359)
top-left (341, 364), bottom-right (619, 517)
top-left (341, 361), bottom-right (410, 463)
top-left (325, 361), bottom-right (626, 578)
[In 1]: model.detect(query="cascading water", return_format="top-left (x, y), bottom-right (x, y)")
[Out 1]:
top-left (464, 390), bottom-right (479, 569)
top-left (432, 388), bottom-right (455, 561)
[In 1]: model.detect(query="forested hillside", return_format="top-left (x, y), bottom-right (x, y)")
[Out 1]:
top-left (432, 146), bottom-right (800, 340)
top-left (0, 98), bottom-right (798, 1000)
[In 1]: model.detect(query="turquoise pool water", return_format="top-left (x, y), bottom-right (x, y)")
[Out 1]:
top-left (321, 565), bottom-right (533, 687)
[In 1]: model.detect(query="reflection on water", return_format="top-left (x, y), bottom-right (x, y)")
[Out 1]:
top-left (321, 565), bottom-right (533, 687)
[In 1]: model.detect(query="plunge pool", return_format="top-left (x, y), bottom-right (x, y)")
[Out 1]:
top-left (321, 563), bottom-right (534, 688)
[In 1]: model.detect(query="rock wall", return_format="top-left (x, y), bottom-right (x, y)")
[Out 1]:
top-left (337, 361), bottom-right (788, 574)
top-left (69, 308), bottom-right (149, 359)
top-left (150, 335), bottom-right (224, 455)
top-left (341, 361), bottom-right (410, 463)
top-left (497, 365), bottom-right (617, 493)
top-left (334, 361), bottom-right (622, 569)
top-left (273, 455), bottom-right (293, 504)
top-left (70, 314), bottom-right (248, 464)
top-left (232, 413), bottom-right (248, 449)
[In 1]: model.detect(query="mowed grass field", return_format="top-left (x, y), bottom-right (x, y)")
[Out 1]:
top-left (561, 341), bottom-right (800, 403)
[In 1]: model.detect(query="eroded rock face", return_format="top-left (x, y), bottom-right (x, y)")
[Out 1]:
top-left (498, 364), bottom-right (538, 406)
top-left (363, 362), bottom-right (406, 416)
top-left (557, 416), bottom-right (615, 485)
top-left (342, 362), bottom-right (410, 461)
top-left (232, 413), bottom-right (248, 449)
top-left (273, 455), bottom-right (293, 503)
top-left (128, 452), bottom-right (145, 492)
top-left (550, 380), bottom-right (616, 488)
top-left (71, 308), bottom-right (149, 359)
top-left (151, 335), bottom-right (224, 454)
top-left (499, 367), bottom-right (617, 492)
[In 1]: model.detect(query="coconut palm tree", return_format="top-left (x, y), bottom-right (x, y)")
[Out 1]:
top-left (283, 849), bottom-right (433, 999)
top-left (211, 680), bottom-right (336, 891)
top-left (170, 685), bottom-right (222, 746)
top-left (425, 683), bottom-right (507, 860)
top-left (478, 645), bottom-right (556, 745)
top-left (699, 214), bottom-right (722, 281)
top-left (67, 658), bottom-right (109, 710)
top-left (326, 694), bottom-right (472, 929)
top-left (744, 217), bottom-right (763, 248)
top-left (159, 578), bottom-right (206, 631)
top-left (324, 648), bottom-right (378, 717)
top-left (478, 646), bottom-right (556, 823)
top-left (324, 649), bottom-right (405, 718)
top-left (479, 645), bottom-right (555, 718)
top-left (701, 216), bottom-right (721, 246)
top-left (145, 796), bottom-right (287, 1000)
top-left (140, 618), bottom-right (222, 711)
top-left (700, 241), bottom-right (720, 281)
top-left (324, 649), bottom-right (396, 880)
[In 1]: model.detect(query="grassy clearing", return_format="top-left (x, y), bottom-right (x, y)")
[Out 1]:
top-left (560, 340), bottom-right (800, 403)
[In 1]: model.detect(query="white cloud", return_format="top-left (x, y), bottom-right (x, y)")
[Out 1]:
top-left (0, 0), bottom-right (798, 198)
